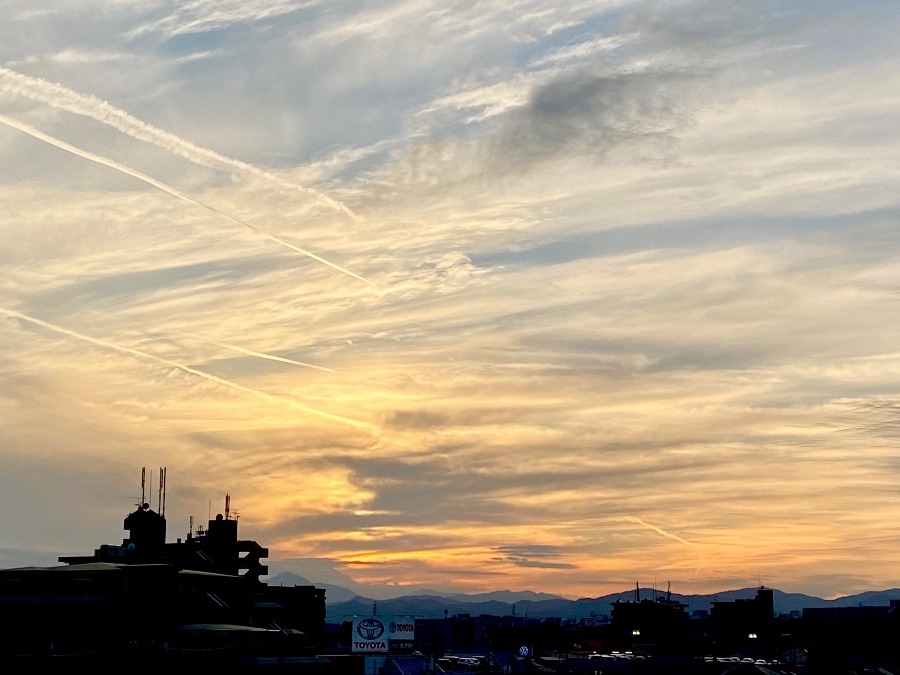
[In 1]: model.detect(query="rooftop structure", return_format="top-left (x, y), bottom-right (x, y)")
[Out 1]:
top-left (0, 467), bottom-right (327, 669)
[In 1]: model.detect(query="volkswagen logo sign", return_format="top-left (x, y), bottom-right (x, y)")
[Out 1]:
top-left (357, 618), bottom-right (385, 640)
top-left (518, 645), bottom-right (531, 657)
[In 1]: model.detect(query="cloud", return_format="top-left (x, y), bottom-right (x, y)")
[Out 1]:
top-left (486, 68), bottom-right (694, 169)
top-left (0, 113), bottom-right (374, 285)
top-left (126, 0), bottom-right (321, 40)
top-left (0, 66), bottom-right (359, 219)
top-left (494, 544), bottom-right (577, 569)
top-left (3, 0), bottom-right (900, 601)
top-left (0, 306), bottom-right (374, 431)
top-left (190, 334), bottom-right (337, 373)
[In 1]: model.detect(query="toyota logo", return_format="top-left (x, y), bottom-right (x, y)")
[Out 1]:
top-left (357, 618), bottom-right (385, 640)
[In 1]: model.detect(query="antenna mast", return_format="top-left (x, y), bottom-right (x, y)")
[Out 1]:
top-left (225, 493), bottom-right (231, 520)
top-left (141, 467), bottom-right (146, 506)
top-left (163, 467), bottom-right (167, 517)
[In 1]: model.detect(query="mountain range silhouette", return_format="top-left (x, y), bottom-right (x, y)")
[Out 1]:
top-left (265, 572), bottom-right (900, 624)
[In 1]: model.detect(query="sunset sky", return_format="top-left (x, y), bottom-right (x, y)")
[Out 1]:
top-left (1, 1), bottom-right (899, 602)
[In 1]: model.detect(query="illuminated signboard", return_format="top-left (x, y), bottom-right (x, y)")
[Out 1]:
top-left (352, 617), bottom-right (388, 653)
top-left (389, 617), bottom-right (415, 641)
top-left (351, 616), bottom-right (416, 653)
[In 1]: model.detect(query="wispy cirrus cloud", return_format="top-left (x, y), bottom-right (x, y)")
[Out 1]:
top-left (2, 0), bottom-right (900, 601)
top-left (126, 0), bottom-right (322, 40)
top-left (493, 544), bottom-right (577, 569)
top-left (0, 66), bottom-right (360, 219)
top-left (0, 113), bottom-right (374, 285)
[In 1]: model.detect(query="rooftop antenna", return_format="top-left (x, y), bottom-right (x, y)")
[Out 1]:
top-left (667, 581), bottom-right (671, 602)
top-left (189, 515), bottom-right (194, 538)
top-left (635, 582), bottom-right (640, 602)
top-left (225, 493), bottom-right (231, 520)
top-left (141, 467), bottom-right (146, 507)
top-left (161, 466), bottom-right (167, 518)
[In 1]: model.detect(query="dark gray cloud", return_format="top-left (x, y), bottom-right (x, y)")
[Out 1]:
top-left (399, 66), bottom-right (701, 189)
top-left (484, 69), bottom-right (696, 173)
top-left (257, 447), bottom-right (731, 547)
top-left (833, 399), bottom-right (900, 442)
top-left (493, 544), bottom-right (577, 569)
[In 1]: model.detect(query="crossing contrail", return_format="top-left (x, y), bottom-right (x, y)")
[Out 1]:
top-left (187, 333), bottom-right (337, 373)
top-left (0, 66), bottom-right (361, 221)
top-left (0, 113), bottom-right (376, 287)
top-left (0, 306), bottom-right (373, 431)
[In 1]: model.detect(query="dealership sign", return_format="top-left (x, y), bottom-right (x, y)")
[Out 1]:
top-left (389, 617), bottom-right (416, 652)
top-left (389, 618), bottom-right (415, 641)
top-left (352, 617), bottom-right (388, 652)
top-left (352, 616), bottom-right (416, 653)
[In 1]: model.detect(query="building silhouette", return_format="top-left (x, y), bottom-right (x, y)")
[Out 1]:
top-left (0, 468), bottom-right (327, 669)
top-left (709, 586), bottom-right (775, 658)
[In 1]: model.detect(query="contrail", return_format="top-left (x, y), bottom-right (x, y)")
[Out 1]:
top-left (0, 306), bottom-right (373, 431)
top-left (628, 517), bottom-right (695, 547)
top-left (187, 333), bottom-right (337, 373)
top-left (627, 516), bottom-right (707, 572)
top-left (0, 66), bottom-right (361, 222)
top-left (0, 113), bottom-right (376, 287)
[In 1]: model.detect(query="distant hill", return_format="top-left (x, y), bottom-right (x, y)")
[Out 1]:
top-left (266, 572), bottom-right (568, 608)
top-left (447, 590), bottom-right (566, 603)
top-left (317, 586), bottom-right (900, 624)
top-left (266, 571), bottom-right (360, 604)
top-left (263, 573), bottom-right (900, 624)
top-left (830, 589), bottom-right (900, 607)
